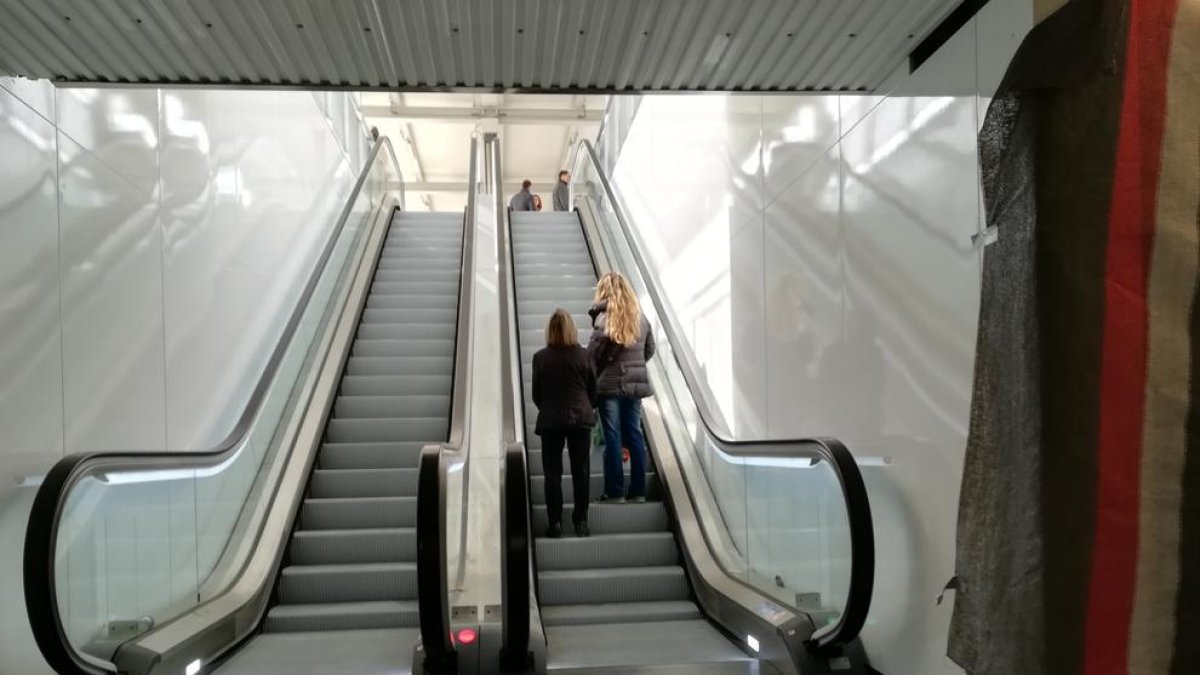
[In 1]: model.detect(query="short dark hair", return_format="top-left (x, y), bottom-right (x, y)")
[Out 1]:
top-left (522, 179), bottom-right (532, 189)
top-left (558, 170), bottom-right (569, 179)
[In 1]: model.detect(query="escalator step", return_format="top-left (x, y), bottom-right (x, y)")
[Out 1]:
top-left (333, 394), bottom-right (451, 419)
top-left (344, 356), bottom-right (453, 377)
top-left (310, 468), bottom-right (419, 498)
top-left (539, 601), bottom-right (701, 627)
top-left (531, 502), bottom-right (667, 535)
top-left (300, 496), bottom-right (417, 530)
top-left (351, 338), bottom-right (454, 359)
top-left (361, 307), bottom-right (457, 324)
top-left (319, 442), bottom-right (425, 470)
top-left (538, 566), bottom-right (690, 606)
top-left (536, 533), bottom-right (678, 570)
top-left (291, 528), bottom-right (416, 565)
top-left (528, 472), bottom-right (661, 504)
top-left (265, 600), bottom-right (420, 633)
top-left (366, 293), bottom-right (458, 310)
top-left (278, 562), bottom-right (417, 604)
top-left (325, 417), bottom-right (448, 443)
top-left (339, 375), bottom-right (451, 397)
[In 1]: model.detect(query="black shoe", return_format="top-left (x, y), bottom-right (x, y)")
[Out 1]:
top-left (545, 522), bottom-right (562, 538)
top-left (597, 494), bottom-right (625, 504)
top-left (574, 521), bottom-right (591, 538)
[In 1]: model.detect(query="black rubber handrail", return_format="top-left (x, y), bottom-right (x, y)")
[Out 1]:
top-left (572, 139), bottom-right (874, 652)
top-left (415, 135), bottom-right (479, 672)
top-left (416, 447), bottom-right (455, 672)
top-left (24, 138), bottom-right (403, 675)
top-left (499, 443), bottom-right (531, 670)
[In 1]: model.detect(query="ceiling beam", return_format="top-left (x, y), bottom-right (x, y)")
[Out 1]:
top-left (362, 105), bottom-right (603, 124)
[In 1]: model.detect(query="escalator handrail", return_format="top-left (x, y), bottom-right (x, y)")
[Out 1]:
top-left (416, 135), bottom-right (480, 670)
top-left (23, 137), bottom-right (405, 675)
top-left (571, 139), bottom-right (874, 651)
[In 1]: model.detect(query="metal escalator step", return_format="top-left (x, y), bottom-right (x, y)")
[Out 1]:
top-left (536, 533), bottom-right (678, 570)
top-left (310, 468), bottom-right (419, 498)
top-left (518, 300), bottom-right (596, 317)
top-left (371, 281), bottom-right (460, 296)
top-left (344, 356), bottom-right (453, 376)
top-left (372, 269), bottom-right (460, 284)
top-left (531, 503), bottom-right (667, 535)
top-left (539, 601), bottom-right (702, 627)
top-left (291, 528), bottom-right (416, 565)
top-left (538, 566), bottom-right (690, 606)
top-left (333, 394), bottom-right (451, 419)
top-left (351, 339), bottom-right (454, 358)
top-left (377, 257), bottom-right (459, 271)
top-left (264, 600), bottom-right (420, 633)
top-left (278, 562), bottom-right (417, 604)
top-left (355, 323), bottom-right (456, 341)
top-left (366, 294), bottom-right (457, 310)
top-left (320, 442), bottom-right (425, 469)
top-left (361, 307), bottom-right (456, 324)
top-left (300, 497), bottom-right (417, 530)
top-left (517, 287), bottom-right (595, 302)
top-left (518, 315), bottom-right (590, 333)
top-left (325, 416), bottom-right (447, 443)
top-left (514, 262), bottom-right (595, 275)
top-left (339, 375), bottom-right (451, 397)
top-left (529, 472), bottom-right (661, 504)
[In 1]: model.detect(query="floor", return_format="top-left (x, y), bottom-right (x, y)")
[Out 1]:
top-left (213, 628), bottom-right (419, 675)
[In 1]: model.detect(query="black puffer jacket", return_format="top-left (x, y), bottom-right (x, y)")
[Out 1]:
top-left (531, 345), bottom-right (597, 433)
top-left (587, 300), bottom-right (656, 399)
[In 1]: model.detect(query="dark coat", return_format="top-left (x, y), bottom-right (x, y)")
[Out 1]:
top-left (531, 345), bottom-right (597, 433)
top-left (587, 300), bottom-right (656, 399)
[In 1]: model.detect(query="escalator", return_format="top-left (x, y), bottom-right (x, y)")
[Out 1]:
top-left (215, 211), bottom-right (464, 673)
top-left (498, 138), bottom-right (876, 675)
top-left (511, 211), bottom-right (754, 670)
top-left (22, 139), bottom-right (475, 675)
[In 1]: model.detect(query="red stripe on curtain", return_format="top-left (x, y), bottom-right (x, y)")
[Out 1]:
top-left (1084, 0), bottom-right (1179, 673)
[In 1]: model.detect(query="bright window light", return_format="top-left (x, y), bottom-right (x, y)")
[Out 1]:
top-left (185, 659), bottom-right (202, 675)
top-left (746, 635), bottom-right (760, 653)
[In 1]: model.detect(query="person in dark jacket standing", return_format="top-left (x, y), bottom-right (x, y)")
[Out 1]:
top-left (532, 309), bottom-right (597, 537)
top-left (509, 179), bottom-right (534, 211)
top-left (553, 170), bottom-right (570, 211)
top-left (588, 272), bottom-right (655, 503)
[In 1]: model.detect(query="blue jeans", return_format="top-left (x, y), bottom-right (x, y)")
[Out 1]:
top-left (598, 396), bottom-right (647, 499)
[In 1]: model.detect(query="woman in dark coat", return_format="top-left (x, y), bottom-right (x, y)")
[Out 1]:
top-left (531, 309), bottom-right (597, 537)
top-left (587, 272), bottom-right (655, 503)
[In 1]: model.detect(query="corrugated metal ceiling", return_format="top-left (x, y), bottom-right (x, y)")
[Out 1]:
top-left (0, 0), bottom-right (962, 91)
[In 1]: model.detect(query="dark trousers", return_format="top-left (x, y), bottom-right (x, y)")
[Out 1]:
top-left (540, 428), bottom-right (591, 526)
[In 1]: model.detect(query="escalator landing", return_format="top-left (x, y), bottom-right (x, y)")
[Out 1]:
top-left (545, 620), bottom-right (757, 674)
top-left (214, 628), bottom-right (418, 675)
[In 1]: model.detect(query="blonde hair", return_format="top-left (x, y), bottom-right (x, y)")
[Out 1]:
top-left (594, 272), bottom-right (641, 346)
top-left (545, 309), bottom-right (578, 347)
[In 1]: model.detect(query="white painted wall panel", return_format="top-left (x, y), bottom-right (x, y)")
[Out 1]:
top-left (605, 4), bottom-right (1034, 673)
top-left (0, 80), bottom-right (369, 673)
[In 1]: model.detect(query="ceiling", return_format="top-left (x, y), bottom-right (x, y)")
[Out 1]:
top-left (372, 92), bottom-right (605, 212)
top-left (0, 0), bottom-right (963, 92)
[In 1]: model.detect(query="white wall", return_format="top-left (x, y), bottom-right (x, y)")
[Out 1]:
top-left (0, 80), bottom-right (370, 673)
top-left (605, 2), bottom-right (1032, 673)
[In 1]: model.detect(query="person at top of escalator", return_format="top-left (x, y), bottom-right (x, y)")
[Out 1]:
top-left (553, 170), bottom-right (571, 211)
top-left (532, 309), bottom-right (598, 538)
top-left (587, 272), bottom-right (656, 504)
top-left (509, 179), bottom-right (534, 211)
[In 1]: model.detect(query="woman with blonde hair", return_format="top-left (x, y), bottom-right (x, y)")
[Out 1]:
top-left (531, 309), bottom-right (597, 537)
top-left (587, 272), bottom-right (656, 503)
